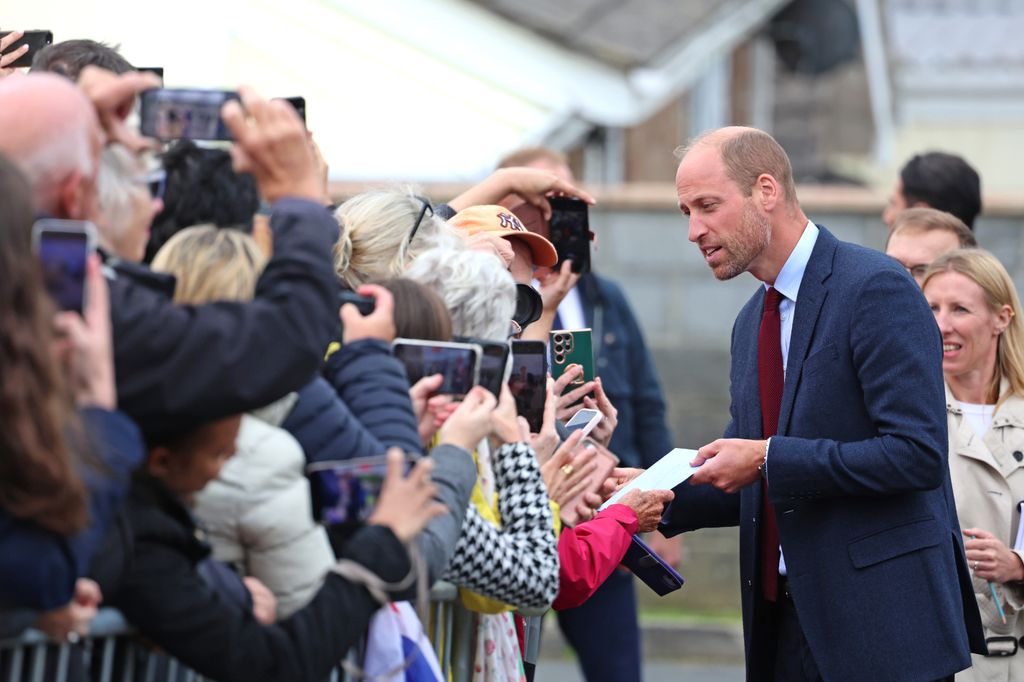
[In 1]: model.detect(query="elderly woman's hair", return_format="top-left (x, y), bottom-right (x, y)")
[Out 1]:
top-left (151, 225), bottom-right (268, 305)
top-left (375, 278), bottom-right (453, 342)
top-left (922, 248), bottom-right (1024, 406)
top-left (406, 248), bottom-right (516, 342)
top-left (332, 188), bottom-right (462, 289)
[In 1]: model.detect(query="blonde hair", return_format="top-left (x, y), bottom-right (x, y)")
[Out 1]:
top-left (922, 248), bottom-right (1024, 406)
top-left (332, 188), bottom-right (462, 289)
top-left (151, 225), bottom-right (268, 304)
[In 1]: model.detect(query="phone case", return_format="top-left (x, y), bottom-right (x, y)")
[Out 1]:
top-left (1, 31), bottom-right (53, 68)
top-left (547, 196), bottom-right (591, 274)
top-left (559, 439), bottom-right (618, 527)
top-left (621, 535), bottom-right (684, 596)
top-left (550, 329), bottom-right (595, 405)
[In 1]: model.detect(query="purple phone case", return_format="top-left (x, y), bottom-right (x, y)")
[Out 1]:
top-left (621, 534), bottom-right (684, 596)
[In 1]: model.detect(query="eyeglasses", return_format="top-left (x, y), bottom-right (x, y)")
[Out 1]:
top-left (407, 196), bottom-right (433, 246)
top-left (136, 169), bottom-right (167, 201)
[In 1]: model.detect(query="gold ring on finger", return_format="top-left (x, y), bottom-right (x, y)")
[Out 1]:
top-left (561, 464), bottom-right (574, 475)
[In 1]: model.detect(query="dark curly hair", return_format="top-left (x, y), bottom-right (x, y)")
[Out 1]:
top-left (144, 141), bottom-right (260, 263)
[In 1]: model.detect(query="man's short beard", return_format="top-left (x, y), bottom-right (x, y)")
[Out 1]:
top-left (713, 201), bottom-right (772, 281)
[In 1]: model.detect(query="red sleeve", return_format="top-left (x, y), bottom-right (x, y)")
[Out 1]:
top-left (552, 504), bottom-right (639, 611)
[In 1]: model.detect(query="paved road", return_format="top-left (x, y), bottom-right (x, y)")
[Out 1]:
top-left (535, 661), bottom-right (745, 681)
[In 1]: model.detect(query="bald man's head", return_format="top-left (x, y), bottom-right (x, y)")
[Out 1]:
top-left (677, 126), bottom-right (798, 207)
top-left (0, 73), bottom-right (102, 219)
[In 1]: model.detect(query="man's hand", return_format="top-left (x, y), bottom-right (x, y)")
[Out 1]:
top-left (964, 528), bottom-right (1024, 583)
top-left (77, 65), bottom-right (162, 152)
top-left (448, 167), bottom-right (595, 219)
top-left (340, 284), bottom-right (396, 344)
top-left (243, 576), bottom-right (277, 625)
top-left (583, 377), bottom-right (618, 447)
top-left (688, 438), bottom-right (767, 493)
top-left (221, 86), bottom-right (322, 203)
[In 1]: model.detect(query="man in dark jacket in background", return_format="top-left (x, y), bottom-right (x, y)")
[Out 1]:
top-left (498, 148), bottom-right (675, 682)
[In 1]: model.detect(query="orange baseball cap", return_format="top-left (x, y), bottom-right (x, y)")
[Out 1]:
top-left (449, 205), bottom-right (558, 268)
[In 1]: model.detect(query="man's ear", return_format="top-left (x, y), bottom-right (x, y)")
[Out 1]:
top-left (755, 173), bottom-right (781, 213)
top-left (147, 446), bottom-right (174, 479)
top-left (56, 170), bottom-right (87, 220)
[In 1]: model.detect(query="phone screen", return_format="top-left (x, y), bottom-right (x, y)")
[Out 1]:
top-left (455, 337), bottom-right (509, 398)
top-left (548, 197), bottom-right (590, 274)
top-left (307, 456), bottom-right (410, 527)
top-left (510, 340), bottom-right (547, 432)
top-left (393, 342), bottom-right (478, 396)
top-left (38, 230), bottom-right (89, 314)
top-left (139, 89), bottom-right (238, 141)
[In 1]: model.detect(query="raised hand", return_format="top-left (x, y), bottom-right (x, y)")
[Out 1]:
top-left (439, 386), bottom-right (497, 452)
top-left (340, 284), bottom-right (396, 344)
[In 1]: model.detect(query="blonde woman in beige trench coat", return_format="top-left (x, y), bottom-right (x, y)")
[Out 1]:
top-left (924, 249), bottom-right (1024, 682)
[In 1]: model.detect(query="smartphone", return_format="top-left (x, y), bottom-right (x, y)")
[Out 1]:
top-left (509, 340), bottom-right (547, 432)
top-left (559, 438), bottom-right (618, 527)
top-left (136, 66), bottom-right (164, 80)
top-left (338, 289), bottom-right (375, 316)
top-left (139, 88), bottom-right (239, 141)
top-left (564, 408), bottom-right (602, 439)
top-left (306, 454), bottom-right (413, 526)
top-left (548, 196), bottom-right (591, 274)
top-left (621, 535), bottom-right (685, 596)
top-left (454, 337), bottom-right (510, 398)
top-left (0, 30), bottom-right (53, 69)
top-left (550, 329), bottom-right (595, 406)
top-left (392, 339), bottom-right (481, 398)
top-left (280, 96), bottom-right (306, 124)
top-left (31, 220), bottom-right (96, 314)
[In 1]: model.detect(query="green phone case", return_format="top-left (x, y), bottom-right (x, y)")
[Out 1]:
top-left (550, 329), bottom-right (595, 402)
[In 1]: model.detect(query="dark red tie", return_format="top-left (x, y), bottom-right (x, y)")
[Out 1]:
top-left (759, 287), bottom-right (785, 602)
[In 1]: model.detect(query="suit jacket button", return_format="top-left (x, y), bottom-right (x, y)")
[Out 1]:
top-left (747, 580), bottom-right (753, 589)
top-left (1014, 451), bottom-right (1023, 462)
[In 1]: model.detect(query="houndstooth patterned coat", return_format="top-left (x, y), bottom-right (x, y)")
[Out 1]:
top-left (441, 442), bottom-right (559, 609)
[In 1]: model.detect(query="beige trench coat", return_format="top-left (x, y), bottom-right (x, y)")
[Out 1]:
top-left (948, 383), bottom-right (1024, 682)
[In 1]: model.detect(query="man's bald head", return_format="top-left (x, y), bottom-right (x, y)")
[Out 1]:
top-left (677, 126), bottom-right (798, 207)
top-left (0, 73), bottom-right (101, 217)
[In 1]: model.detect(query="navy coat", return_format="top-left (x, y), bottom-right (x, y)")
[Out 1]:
top-left (662, 227), bottom-right (984, 681)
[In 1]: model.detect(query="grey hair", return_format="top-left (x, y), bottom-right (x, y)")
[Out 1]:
top-left (332, 186), bottom-right (463, 289)
top-left (406, 248), bottom-right (516, 342)
top-left (19, 118), bottom-right (94, 211)
top-left (97, 144), bottom-right (141, 245)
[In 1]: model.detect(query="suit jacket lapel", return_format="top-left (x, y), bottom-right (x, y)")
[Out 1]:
top-left (777, 227), bottom-right (836, 436)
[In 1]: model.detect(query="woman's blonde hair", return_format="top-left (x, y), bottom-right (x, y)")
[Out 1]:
top-left (332, 188), bottom-right (462, 289)
top-left (151, 225), bottom-right (268, 304)
top-left (922, 248), bottom-right (1024, 405)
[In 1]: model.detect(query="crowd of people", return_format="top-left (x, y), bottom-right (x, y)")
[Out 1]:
top-left (0, 29), bottom-right (1021, 682)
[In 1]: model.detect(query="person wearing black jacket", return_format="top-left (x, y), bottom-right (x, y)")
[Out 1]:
top-left (0, 69), bottom-right (339, 438)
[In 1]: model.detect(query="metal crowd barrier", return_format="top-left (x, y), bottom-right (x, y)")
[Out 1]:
top-left (0, 584), bottom-right (545, 682)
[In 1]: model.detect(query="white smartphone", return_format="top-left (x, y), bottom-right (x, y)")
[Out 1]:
top-left (564, 408), bottom-right (603, 440)
top-left (31, 219), bottom-right (97, 315)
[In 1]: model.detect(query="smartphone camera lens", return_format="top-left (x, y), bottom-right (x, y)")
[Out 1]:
top-left (555, 353), bottom-right (564, 364)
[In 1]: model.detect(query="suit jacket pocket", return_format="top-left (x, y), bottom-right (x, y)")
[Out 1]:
top-left (802, 341), bottom-right (838, 377)
top-left (847, 516), bottom-right (940, 569)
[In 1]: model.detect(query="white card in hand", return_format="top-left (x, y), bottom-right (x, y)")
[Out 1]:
top-left (600, 448), bottom-right (701, 510)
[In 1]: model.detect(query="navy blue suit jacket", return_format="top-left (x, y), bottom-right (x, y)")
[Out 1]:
top-left (662, 227), bottom-right (984, 681)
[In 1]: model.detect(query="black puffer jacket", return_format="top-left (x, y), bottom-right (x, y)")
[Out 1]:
top-left (92, 474), bottom-right (413, 682)
top-left (107, 198), bottom-right (339, 437)
top-left (283, 339), bottom-right (422, 464)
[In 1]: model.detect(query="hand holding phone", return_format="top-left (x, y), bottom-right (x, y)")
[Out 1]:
top-left (558, 438), bottom-right (619, 527)
top-left (0, 30), bottom-right (52, 70)
top-left (340, 284), bottom-right (395, 344)
top-left (51, 253), bottom-right (116, 410)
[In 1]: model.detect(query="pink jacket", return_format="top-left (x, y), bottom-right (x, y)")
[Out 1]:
top-left (552, 504), bottom-right (638, 611)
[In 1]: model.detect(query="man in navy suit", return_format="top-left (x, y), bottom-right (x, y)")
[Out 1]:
top-left (661, 127), bottom-right (984, 681)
